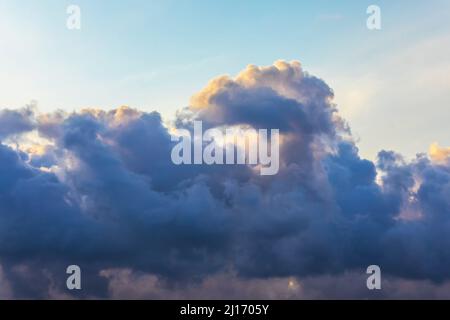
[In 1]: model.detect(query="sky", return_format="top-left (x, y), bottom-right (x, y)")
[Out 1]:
top-left (1, 1), bottom-right (450, 300)
top-left (1, 0), bottom-right (450, 160)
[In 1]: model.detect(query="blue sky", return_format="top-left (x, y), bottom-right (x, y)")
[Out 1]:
top-left (1, 0), bottom-right (450, 159)
top-left (3, 1), bottom-right (450, 299)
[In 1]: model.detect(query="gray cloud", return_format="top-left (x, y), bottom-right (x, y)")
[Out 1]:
top-left (0, 61), bottom-right (449, 299)
top-left (0, 107), bottom-right (35, 140)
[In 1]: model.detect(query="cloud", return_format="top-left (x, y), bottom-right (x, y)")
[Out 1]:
top-left (0, 61), bottom-right (450, 299)
top-left (0, 264), bottom-right (13, 299)
top-left (186, 61), bottom-right (337, 135)
top-left (0, 106), bottom-right (35, 140)
top-left (101, 268), bottom-right (450, 300)
top-left (429, 142), bottom-right (450, 164)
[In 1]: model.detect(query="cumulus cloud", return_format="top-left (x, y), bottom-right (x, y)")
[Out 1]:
top-left (99, 268), bottom-right (450, 300)
top-left (0, 61), bottom-right (450, 299)
top-left (429, 142), bottom-right (450, 164)
top-left (0, 106), bottom-right (35, 140)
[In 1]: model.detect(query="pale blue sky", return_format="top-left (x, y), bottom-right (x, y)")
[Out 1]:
top-left (1, 0), bottom-right (450, 159)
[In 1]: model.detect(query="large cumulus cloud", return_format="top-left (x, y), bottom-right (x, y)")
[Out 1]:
top-left (0, 60), bottom-right (450, 298)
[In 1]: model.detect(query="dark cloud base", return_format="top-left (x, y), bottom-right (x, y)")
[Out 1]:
top-left (0, 61), bottom-right (449, 299)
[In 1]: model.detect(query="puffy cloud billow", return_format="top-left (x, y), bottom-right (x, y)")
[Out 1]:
top-left (1, 60), bottom-right (450, 299)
